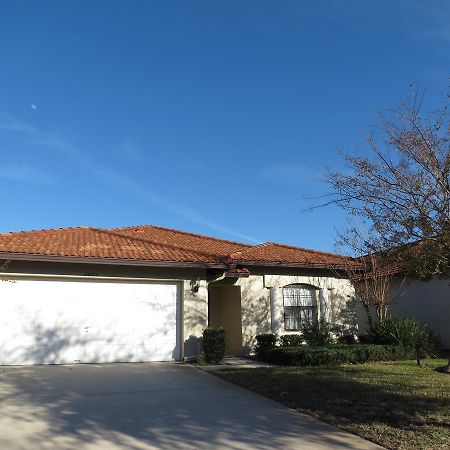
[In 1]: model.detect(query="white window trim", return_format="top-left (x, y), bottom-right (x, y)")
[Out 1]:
top-left (282, 284), bottom-right (318, 331)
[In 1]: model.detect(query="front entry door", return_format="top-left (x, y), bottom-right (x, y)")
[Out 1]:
top-left (208, 285), bottom-right (242, 355)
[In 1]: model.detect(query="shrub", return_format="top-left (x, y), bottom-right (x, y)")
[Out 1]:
top-left (279, 334), bottom-right (304, 347)
top-left (337, 334), bottom-right (358, 345)
top-left (255, 333), bottom-right (278, 355)
top-left (357, 334), bottom-right (374, 344)
top-left (203, 327), bottom-right (226, 363)
top-left (302, 320), bottom-right (334, 347)
top-left (369, 317), bottom-right (440, 363)
top-left (258, 344), bottom-right (416, 366)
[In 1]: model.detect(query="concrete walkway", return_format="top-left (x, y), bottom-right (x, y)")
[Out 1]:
top-left (198, 356), bottom-right (274, 371)
top-left (0, 362), bottom-right (383, 449)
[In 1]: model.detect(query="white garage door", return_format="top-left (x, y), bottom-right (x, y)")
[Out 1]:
top-left (0, 277), bottom-right (181, 365)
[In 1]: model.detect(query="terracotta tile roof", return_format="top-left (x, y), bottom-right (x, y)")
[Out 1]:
top-left (224, 267), bottom-right (251, 278)
top-left (0, 227), bottom-right (227, 265)
top-left (0, 225), bottom-right (353, 268)
top-left (229, 242), bottom-right (354, 267)
top-left (112, 225), bottom-right (251, 255)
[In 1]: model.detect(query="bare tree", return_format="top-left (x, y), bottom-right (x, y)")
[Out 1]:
top-left (337, 239), bottom-right (400, 327)
top-left (321, 88), bottom-right (449, 370)
top-left (322, 89), bottom-right (449, 279)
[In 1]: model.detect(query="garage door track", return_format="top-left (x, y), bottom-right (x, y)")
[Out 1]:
top-left (0, 363), bottom-right (382, 449)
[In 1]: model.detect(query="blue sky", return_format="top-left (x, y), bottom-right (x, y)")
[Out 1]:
top-left (1, 1), bottom-right (449, 251)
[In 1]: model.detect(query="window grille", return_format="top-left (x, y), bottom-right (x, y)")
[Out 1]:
top-left (283, 284), bottom-right (317, 331)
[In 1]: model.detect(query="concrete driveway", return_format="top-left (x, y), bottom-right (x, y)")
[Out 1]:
top-left (0, 363), bottom-right (382, 450)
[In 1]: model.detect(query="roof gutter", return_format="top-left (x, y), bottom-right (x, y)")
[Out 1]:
top-left (0, 253), bottom-right (361, 271)
top-left (233, 260), bottom-right (361, 270)
top-left (0, 252), bottom-right (228, 269)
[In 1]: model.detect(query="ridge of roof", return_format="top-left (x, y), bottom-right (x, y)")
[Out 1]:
top-left (263, 242), bottom-right (352, 259)
top-left (228, 241), bottom-right (354, 268)
top-left (0, 226), bottom-right (91, 236)
top-left (230, 241), bottom-right (350, 260)
top-left (93, 227), bottom-right (229, 260)
top-left (114, 224), bottom-right (254, 247)
top-left (229, 242), bottom-right (270, 257)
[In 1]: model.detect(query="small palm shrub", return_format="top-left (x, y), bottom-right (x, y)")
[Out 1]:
top-left (302, 320), bottom-right (334, 347)
top-left (369, 316), bottom-right (440, 364)
top-left (203, 327), bottom-right (226, 363)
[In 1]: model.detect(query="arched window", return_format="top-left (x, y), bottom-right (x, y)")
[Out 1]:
top-left (282, 284), bottom-right (317, 331)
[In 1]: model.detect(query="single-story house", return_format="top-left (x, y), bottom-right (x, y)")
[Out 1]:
top-left (0, 225), bottom-right (358, 365)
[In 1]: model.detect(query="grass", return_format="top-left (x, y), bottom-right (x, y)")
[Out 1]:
top-left (215, 359), bottom-right (450, 449)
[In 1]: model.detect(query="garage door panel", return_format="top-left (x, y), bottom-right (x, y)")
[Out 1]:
top-left (83, 343), bottom-right (136, 363)
top-left (0, 278), bottom-right (181, 365)
top-left (58, 344), bottom-right (86, 365)
top-left (3, 346), bottom-right (36, 365)
top-left (135, 342), bottom-right (175, 362)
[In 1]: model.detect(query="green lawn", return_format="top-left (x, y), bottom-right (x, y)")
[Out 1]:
top-left (215, 359), bottom-right (450, 450)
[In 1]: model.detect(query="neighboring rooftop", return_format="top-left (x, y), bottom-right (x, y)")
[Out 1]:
top-left (0, 225), bottom-right (353, 268)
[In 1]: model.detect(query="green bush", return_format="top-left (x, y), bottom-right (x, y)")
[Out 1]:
top-left (337, 334), bottom-right (358, 344)
top-left (258, 344), bottom-right (416, 366)
top-left (279, 334), bottom-right (304, 347)
top-left (255, 333), bottom-right (278, 355)
top-left (203, 327), bottom-right (226, 363)
top-left (357, 334), bottom-right (374, 344)
top-left (302, 319), bottom-right (334, 347)
top-left (369, 317), bottom-right (440, 361)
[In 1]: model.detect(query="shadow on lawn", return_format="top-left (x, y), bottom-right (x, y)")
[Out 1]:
top-left (219, 365), bottom-right (450, 435)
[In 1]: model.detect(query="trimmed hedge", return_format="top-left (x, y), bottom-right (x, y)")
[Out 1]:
top-left (258, 344), bottom-right (416, 366)
top-left (279, 334), bottom-right (304, 347)
top-left (203, 327), bottom-right (226, 363)
top-left (255, 333), bottom-right (278, 355)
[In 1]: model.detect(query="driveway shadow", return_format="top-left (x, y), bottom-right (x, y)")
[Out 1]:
top-left (0, 363), bottom-right (381, 449)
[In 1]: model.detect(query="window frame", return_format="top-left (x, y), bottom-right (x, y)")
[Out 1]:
top-left (282, 284), bottom-right (318, 331)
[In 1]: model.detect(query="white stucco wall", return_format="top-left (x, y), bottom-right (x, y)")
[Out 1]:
top-left (389, 277), bottom-right (450, 349)
top-left (182, 279), bottom-right (208, 358)
top-left (236, 275), bottom-right (272, 354)
top-left (4, 261), bottom-right (359, 358)
top-left (236, 270), bottom-right (356, 353)
top-left (264, 273), bottom-right (357, 332)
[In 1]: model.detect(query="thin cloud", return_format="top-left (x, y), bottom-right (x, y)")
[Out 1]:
top-left (260, 163), bottom-right (322, 187)
top-left (120, 138), bottom-right (145, 162)
top-left (402, 1), bottom-right (450, 42)
top-left (0, 115), bottom-right (36, 134)
top-left (0, 163), bottom-right (53, 184)
top-left (0, 114), bottom-right (259, 243)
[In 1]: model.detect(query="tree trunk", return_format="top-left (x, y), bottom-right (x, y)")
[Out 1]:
top-left (362, 303), bottom-right (373, 327)
top-left (376, 304), bottom-right (387, 321)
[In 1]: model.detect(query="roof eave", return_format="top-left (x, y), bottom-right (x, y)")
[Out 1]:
top-left (0, 252), bottom-right (227, 269)
top-left (234, 260), bottom-right (359, 270)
